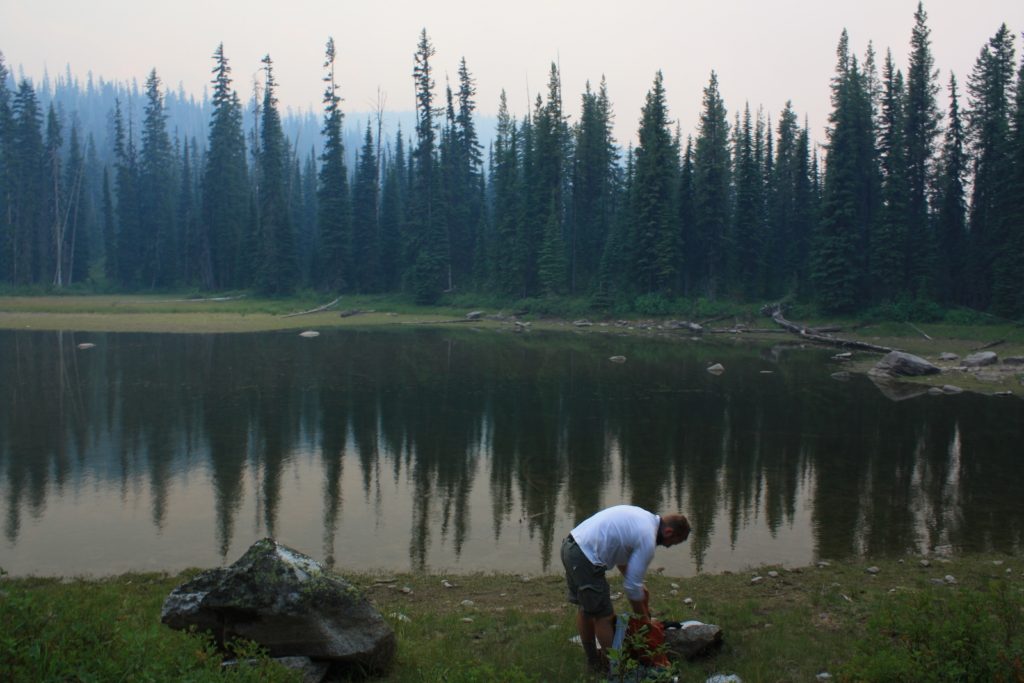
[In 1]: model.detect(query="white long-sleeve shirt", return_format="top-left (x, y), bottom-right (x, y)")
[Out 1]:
top-left (570, 505), bottom-right (659, 601)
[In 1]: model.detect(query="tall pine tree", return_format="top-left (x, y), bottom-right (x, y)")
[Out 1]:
top-left (630, 70), bottom-right (678, 295)
top-left (202, 44), bottom-right (249, 290)
top-left (254, 55), bottom-right (297, 295)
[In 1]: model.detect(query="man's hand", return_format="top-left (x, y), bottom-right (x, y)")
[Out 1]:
top-left (628, 585), bottom-right (651, 619)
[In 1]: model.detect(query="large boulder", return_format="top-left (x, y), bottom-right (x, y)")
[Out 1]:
top-left (869, 351), bottom-right (941, 378)
top-left (161, 538), bottom-right (395, 674)
top-left (664, 620), bottom-right (723, 659)
top-left (963, 351), bottom-right (998, 367)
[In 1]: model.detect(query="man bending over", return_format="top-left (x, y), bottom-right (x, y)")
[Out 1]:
top-left (560, 505), bottom-right (690, 675)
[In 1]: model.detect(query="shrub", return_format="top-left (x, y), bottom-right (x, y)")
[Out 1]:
top-left (633, 293), bottom-right (674, 316)
top-left (839, 583), bottom-right (1024, 682)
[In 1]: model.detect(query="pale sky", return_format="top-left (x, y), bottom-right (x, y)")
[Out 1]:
top-left (2, 0), bottom-right (1023, 145)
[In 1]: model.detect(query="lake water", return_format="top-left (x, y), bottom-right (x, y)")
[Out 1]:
top-left (1, 327), bottom-right (1021, 578)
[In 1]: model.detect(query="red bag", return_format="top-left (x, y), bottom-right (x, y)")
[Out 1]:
top-left (625, 616), bottom-right (670, 667)
top-left (620, 589), bottom-right (670, 668)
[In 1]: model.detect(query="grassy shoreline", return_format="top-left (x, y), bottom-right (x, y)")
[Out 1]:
top-left (3, 554), bottom-right (1022, 682)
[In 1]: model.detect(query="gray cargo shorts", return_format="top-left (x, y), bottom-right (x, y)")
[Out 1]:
top-left (561, 535), bottom-right (613, 618)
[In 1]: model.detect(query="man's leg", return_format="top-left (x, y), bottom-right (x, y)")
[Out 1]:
top-left (577, 609), bottom-right (615, 675)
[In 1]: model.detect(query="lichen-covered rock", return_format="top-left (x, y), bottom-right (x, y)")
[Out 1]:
top-left (665, 620), bottom-right (723, 659)
top-left (161, 538), bottom-right (395, 673)
top-left (869, 351), bottom-right (941, 378)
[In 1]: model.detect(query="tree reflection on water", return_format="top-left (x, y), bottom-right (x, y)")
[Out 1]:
top-left (0, 328), bottom-right (1021, 576)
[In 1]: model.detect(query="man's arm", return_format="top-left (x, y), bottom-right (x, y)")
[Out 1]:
top-left (620, 547), bottom-right (654, 617)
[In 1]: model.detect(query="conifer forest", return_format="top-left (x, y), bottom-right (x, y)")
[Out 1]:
top-left (1, 5), bottom-right (1023, 317)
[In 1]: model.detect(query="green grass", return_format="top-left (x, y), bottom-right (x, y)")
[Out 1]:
top-left (3, 556), bottom-right (1022, 682)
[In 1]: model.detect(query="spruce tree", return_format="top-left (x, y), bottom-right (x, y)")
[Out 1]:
top-left (10, 81), bottom-right (45, 284)
top-left (254, 55), bottom-right (297, 295)
top-left (202, 44), bottom-right (248, 290)
top-left (64, 119), bottom-right (89, 284)
top-left (572, 77), bottom-right (617, 295)
top-left (378, 128), bottom-right (406, 291)
top-left (729, 103), bottom-right (762, 299)
top-left (903, 2), bottom-right (940, 297)
top-left (44, 105), bottom-right (62, 286)
top-left (965, 24), bottom-right (1015, 310)
top-left (317, 37), bottom-right (352, 292)
top-left (991, 45), bottom-right (1024, 317)
top-left (677, 137), bottom-right (696, 295)
top-left (933, 74), bottom-right (968, 306)
top-left (408, 29), bottom-right (449, 303)
top-left (113, 99), bottom-right (141, 287)
top-left (0, 52), bottom-right (11, 282)
top-left (631, 70), bottom-right (678, 294)
top-left (351, 120), bottom-right (380, 292)
top-left (872, 51), bottom-right (908, 302)
top-left (489, 91), bottom-right (522, 296)
top-left (692, 72), bottom-right (731, 298)
top-left (101, 166), bottom-right (116, 282)
top-left (813, 34), bottom-right (880, 313)
top-left (139, 69), bottom-right (177, 287)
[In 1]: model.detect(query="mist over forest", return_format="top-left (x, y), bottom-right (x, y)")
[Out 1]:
top-left (1, 2), bottom-right (1022, 318)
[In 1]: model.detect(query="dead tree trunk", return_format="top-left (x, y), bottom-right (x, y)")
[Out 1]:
top-left (761, 304), bottom-right (896, 354)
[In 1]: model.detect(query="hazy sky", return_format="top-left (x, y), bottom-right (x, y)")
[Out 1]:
top-left (3, 0), bottom-right (1023, 145)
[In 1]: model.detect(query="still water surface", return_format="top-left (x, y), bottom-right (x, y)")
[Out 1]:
top-left (1, 328), bottom-right (1021, 577)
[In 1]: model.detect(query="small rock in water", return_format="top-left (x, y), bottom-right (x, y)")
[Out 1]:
top-left (298, 330), bottom-right (320, 338)
top-left (832, 352), bottom-right (852, 361)
top-left (77, 342), bottom-right (96, 350)
top-left (866, 566), bottom-right (880, 575)
top-left (941, 385), bottom-right (964, 395)
top-left (609, 355), bottom-right (627, 364)
top-left (707, 363), bottom-right (725, 374)
top-left (573, 319), bottom-right (593, 327)
top-left (465, 311), bottom-right (483, 320)
top-left (830, 371), bottom-right (851, 381)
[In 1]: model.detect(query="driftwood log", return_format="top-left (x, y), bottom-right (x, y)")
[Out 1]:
top-left (762, 304), bottom-right (895, 354)
top-left (281, 296), bottom-right (341, 318)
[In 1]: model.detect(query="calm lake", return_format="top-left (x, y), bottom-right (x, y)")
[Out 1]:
top-left (1, 327), bottom-right (1021, 577)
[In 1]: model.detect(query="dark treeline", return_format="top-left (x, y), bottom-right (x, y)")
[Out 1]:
top-left (1, 4), bottom-right (1023, 315)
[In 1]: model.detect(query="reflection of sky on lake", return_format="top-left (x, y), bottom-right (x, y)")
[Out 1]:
top-left (1, 329), bottom-right (1021, 577)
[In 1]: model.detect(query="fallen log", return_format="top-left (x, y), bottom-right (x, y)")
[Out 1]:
top-left (762, 304), bottom-right (896, 354)
top-left (970, 339), bottom-right (1004, 352)
top-left (281, 296), bottom-right (341, 318)
top-left (906, 322), bottom-right (933, 341)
